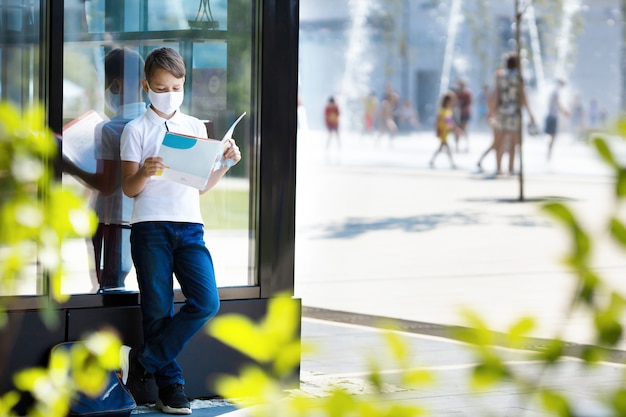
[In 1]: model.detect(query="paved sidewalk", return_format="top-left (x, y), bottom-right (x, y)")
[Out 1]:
top-left (134, 318), bottom-right (619, 416)
top-left (294, 128), bottom-right (626, 349)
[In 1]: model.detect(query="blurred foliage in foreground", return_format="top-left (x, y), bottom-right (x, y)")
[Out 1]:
top-left (0, 102), bottom-right (97, 321)
top-left (0, 331), bottom-right (122, 417)
top-left (0, 102), bottom-right (113, 417)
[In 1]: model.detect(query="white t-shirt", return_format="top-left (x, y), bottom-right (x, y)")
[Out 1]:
top-left (92, 102), bottom-right (147, 225)
top-left (120, 107), bottom-right (207, 225)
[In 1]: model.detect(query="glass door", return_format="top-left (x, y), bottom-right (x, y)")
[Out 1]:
top-left (60, 0), bottom-right (256, 295)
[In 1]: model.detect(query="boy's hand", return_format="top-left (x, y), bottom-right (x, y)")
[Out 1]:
top-left (141, 156), bottom-right (167, 177)
top-left (222, 139), bottom-right (242, 166)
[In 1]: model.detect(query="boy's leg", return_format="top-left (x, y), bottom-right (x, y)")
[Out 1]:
top-left (152, 223), bottom-right (219, 389)
top-left (172, 223), bottom-right (220, 346)
top-left (130, 222), bottom-right (181, 386)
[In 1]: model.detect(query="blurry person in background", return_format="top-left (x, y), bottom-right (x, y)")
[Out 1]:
top-left (363, 91), bottom-right (378, 134)
top-left (397, 99), bottom-right (420, 133)
top-left (453, 78), bottom-right (472, 152)
top-left (569, 92), bottom-right (585, 140)
top-left (545, 79), bottom-right (569, 161)
top-left (378, 85), bottom-right (399, 143)
top-left (324, 96), bottom-right (340, 148)
top-left (488, 52), bottom-right (535, 175)
top-left (429, 91), bottom-right (457, 169)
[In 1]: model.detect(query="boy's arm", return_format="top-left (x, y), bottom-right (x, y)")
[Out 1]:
top-left (121, 157), bottom-right (165, 197)
top-left (201, 166), bottom-right (228, 194)
top-left (62, 158), bottom-right (104, 191)
top-left (200, 138), bottom-right (242, 194)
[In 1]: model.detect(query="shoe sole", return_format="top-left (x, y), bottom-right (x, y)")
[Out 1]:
top-left (156, 399), bottom-right (192, 415)
top-left (120, 345), bottom-right (131, 385)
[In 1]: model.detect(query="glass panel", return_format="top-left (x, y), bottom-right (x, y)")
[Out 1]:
top-left (61, 0), bottom-right (254, 295)
top-left (0, 0), bottom-right (43, 296)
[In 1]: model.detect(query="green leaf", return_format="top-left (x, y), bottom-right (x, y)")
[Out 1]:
top-left (207, 294), bottom-right (301, 369)
top-left (616, 115), bottom-right (626, 137)
top-left (542, 202), bottom-right (577, 225)
top-left (214, 366), bottom-right (276, 406)
top-left (0, 390), bottom-right (20, 416)
top-left (538, 339), bottom-right (564, 363)
top-left (581, 346), bottom-right (604, 363)
top-left (273, 341), bottom-right (301, 377)
top-left (402, 369), bottom-right (435, 387)
top-left (456, 309), bottom-right (494, 346)
top-left (541, 390), bottom-right (573, 417)
top-left (542, 202), bottom-right (591, 261)
top-left (471, 359), bottom-right (508, 389)
top-left (574, 227), bottom-right (591, 260)
top-left (592, 136), bottom-right (618, 169)
top-left (324, 390), bottom-right (357, 417)
top-left (610, 217), bottom-right (626, 246)
top-left (382, 328), bottom-right (410, 365)
top-left (594, 301), bottom-right (624, 346)
top-left (208, 315), bottom-right (270, 362)
top-left (610, 388), bottom-right (626, 415)
top-left (507, 316), bottom-right (535, 348)
top-left (618, 169), bottom-right (626, 198)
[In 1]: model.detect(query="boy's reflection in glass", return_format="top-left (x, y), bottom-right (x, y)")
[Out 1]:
top-left (65, 48), bottom-right (147, 292)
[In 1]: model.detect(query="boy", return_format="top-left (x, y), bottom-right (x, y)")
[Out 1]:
top-left (119, 47), bottom-right (241, 415)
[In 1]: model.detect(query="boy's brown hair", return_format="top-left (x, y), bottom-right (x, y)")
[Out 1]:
top-left (144, 47), bottom-right (186, 83)
top-left (105, 47), bottom-right (144, 89)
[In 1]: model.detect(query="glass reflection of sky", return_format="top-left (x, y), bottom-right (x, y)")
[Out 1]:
top-left (194, 43), bottom-right (227, 69)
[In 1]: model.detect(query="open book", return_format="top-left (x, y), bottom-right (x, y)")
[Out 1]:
top-left (156, 112), bottom-right (246, 189)
top-left (62, 110), bottom-right (107, 173)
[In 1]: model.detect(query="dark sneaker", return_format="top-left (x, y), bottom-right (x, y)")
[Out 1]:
top-left (120, 346), bottom-right (152, 384)
top-left (157, 383), bottom-right (191, 415)
top-left (120, 346), bottom-right (157, 405)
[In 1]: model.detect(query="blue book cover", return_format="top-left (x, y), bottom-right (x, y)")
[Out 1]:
top-left (156, 132), bottom-right (222, 189)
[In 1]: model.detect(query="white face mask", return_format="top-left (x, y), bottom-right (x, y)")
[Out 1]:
top-left (147, 86), bottom-right (184, 115)
top-left (104, 86), bottom-right (120, 115)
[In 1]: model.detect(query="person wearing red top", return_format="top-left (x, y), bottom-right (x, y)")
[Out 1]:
top-left (324, 96), bottom-right (340, 148)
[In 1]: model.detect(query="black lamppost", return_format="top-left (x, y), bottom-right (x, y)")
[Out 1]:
top-left (401, 0), bottom-right (410, 101)
top-left (515, 0), bottom-right (524, 201)
top-left (515, 0), bottom-right (530, 202)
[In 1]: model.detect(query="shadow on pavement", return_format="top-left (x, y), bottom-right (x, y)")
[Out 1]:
top-left (313, 211), bottom-right (482, 238)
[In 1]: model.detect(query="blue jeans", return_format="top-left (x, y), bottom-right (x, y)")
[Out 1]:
top-left (130, 222), bottom-right (220, 389)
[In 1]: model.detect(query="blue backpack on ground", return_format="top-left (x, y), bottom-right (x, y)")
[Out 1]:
top-left (51, 342), bottom-right (137, 417)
